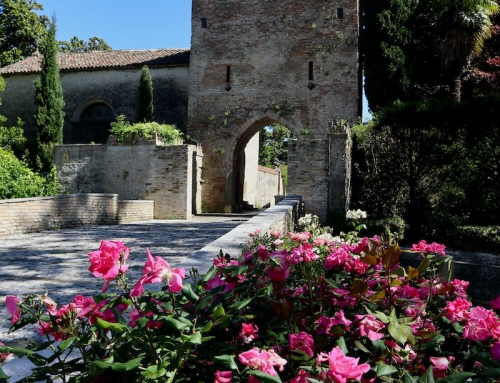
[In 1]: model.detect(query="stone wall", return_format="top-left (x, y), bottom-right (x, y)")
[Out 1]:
top-left (117, 200), bottom-right (155, 223)
top-left (0, 194), bottom-right (118, 237)
top-left (0, 66), bottom-right (189, 144)
top-left (55, 142), bottom-right (203, 219)
top-left (255, 166), bottom-right (283, 209)
top-left (188, 0), bottom-right (359, 221)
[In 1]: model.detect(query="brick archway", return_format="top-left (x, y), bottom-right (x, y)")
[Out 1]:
top-left (188, 0), bottom-right (359, 222)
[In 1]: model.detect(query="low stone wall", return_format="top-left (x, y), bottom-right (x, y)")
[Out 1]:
top-left (177, 197), bottom-right (301, 274)
top-left (0, 194), bottom-right (118, 237)
top-left (255, 166), bottom-right (284, 208)
top-left (117, 200), bottom-right (154, 224)
top-left (55, 141), bottom-right (203, 220)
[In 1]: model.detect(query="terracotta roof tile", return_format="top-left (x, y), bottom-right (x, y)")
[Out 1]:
top-left (0, 48), bottom-right (190, 75)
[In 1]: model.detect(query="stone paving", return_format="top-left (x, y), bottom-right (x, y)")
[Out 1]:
top-left (0, 215), bottom-right (252, 346)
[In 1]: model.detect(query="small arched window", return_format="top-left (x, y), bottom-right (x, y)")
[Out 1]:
top-left (72, 102), bottom-right (115, 144)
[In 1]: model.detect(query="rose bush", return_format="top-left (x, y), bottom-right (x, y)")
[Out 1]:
top-left (2, 219), bottom-right (500, 383)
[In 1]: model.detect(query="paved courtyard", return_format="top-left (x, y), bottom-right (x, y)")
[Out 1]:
top-left (0, 216), bottom-right (251, 346)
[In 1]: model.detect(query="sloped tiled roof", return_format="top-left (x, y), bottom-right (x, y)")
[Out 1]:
top-left (0, 48), bottom-right (190, 75)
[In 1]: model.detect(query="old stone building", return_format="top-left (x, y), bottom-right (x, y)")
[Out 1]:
top-left (1, 0), bottom-right (360, 221)
top-left (0, 49), bottom-right (190, 144)
top-left (188, 0), bottom-right (359, 220)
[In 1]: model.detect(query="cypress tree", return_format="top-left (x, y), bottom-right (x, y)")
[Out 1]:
top-left (137, 65), bottom-right (154, 122)
top-left (34, 18), bottom-right (65, 172)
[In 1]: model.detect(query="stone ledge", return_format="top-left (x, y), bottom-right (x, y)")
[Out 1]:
top-left (177, 198), bottom-right (300, 274)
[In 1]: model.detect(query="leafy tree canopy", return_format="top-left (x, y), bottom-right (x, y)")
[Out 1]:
top-left (0, 0), bottom-right (49, 67)
top-left (258, 123), bottom-right (295, 169)
top-left (58, 36), bottom-right (112, 53)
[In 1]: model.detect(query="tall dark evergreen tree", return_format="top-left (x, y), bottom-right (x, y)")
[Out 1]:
top-left (137, 65), bottom-right (154, 122)
top-left (33, 18), bottom-right (65, 172)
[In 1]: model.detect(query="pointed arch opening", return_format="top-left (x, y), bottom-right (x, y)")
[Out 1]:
top-left (232, 117), bottom-right (296, 212)
top-left (66, 102), bottom-right (116, 144)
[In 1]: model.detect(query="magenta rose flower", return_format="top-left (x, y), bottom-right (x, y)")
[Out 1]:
top-left (6, 295), bottom-right (21, 324)
top-left (88, 240), bottom-right (130, 291)
top-left (266, 249), bottom-right (290, 282)
top-left (317, 346), bottom-right (370, 383)
top-left (444, 297), bottom-right (472, 323)
top-left (130, 249), bottom-right (185, 296)
top-left (240, 323), bottom-right (259, 344)
top-left (463, 306), bottom-right (500, 341)
top-left (214, 370), bottom-right (232, 383)
top-left (289, 331), bottom-right (315, 357)
top-left (355, 314), bottom-right (385, 341)
top-left (492, 342), bottom-right (500, 360)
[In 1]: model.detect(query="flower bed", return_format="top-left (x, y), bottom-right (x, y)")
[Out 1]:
top-left (2, 216), bottom-right (500, 383)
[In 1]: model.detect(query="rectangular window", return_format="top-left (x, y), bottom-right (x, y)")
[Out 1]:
top-left (226, 65), bottom-right (231, 83)
top-left (337, 8), bottom-right (344, 19)
top-left (308, 62), bottom-right (314, 82)
top-left (201, 18), bottom-right (208, 28)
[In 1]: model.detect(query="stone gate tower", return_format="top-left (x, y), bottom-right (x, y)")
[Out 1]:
top-left (188, 0), bottom-right (359, 222)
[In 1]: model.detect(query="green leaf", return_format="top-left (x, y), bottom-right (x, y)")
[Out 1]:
top-left (418, 366), bottom-right (435, 383)
top-left (27, 352), bottom-right (48, 367)
top-left (376, 362), bottom-right (398, 377)
top-left (200, 321), bottom-right (213, 333)
top-left (336, 336), bottom-right (348, 355)
top-left (113, 308), bottom-right (129, 327)
top-left (201, 266), bottom-right (218, 283)
top-left (57, 337), bottom-right (75, 351)
top-left (211, 304), bottom-right (225, 320)
top-left (404, 371), bottom-right (418, 383)
top-left (91, 360), bottom-right (111, 370)
top-left (135, 317), bottom-right (149, 329)
top-left (182, 282), bottom-right (200, 303)
top-left (0, 346), bottom-right (34, 357)
top-left (214, 354), bottom-right (238, 370)
top-left (0, 367), bottom-right (9, 380)
top-left (110, 357), bottom-right (143, 372)
top-left (438, 372), bottom-right (475, 383)
top-left (164, 316), bottom-right (190, 331)
top-left (485, 369), bottom-right (500, 379)
top-left (96, 317), bottom-right (125, 330)
top-left (189, 332), bottom-right (202, 344)
top-left (228, 297), bottom-right (253, 310)
top-left (247, 370), bottom-right (282, 383)
top-left (354, 340), bottom-right (371, 354)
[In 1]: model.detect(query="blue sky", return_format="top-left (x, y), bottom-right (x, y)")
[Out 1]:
top-left (38, 0), bottom-right (192, 50)
top-left (37, 0), bottom-right (370, 119)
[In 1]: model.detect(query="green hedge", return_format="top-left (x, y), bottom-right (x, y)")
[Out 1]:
top-left (0, 148), bottom-right (58, 199)
top-left (110, 115), bottom-right (184, 144)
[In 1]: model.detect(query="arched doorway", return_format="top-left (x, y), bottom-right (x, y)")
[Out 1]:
top-left (233, 118), bottom-right (295, 212)
top-left (69, 102), bottom-right (115, 144)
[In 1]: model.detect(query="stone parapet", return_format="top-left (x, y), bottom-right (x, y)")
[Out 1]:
top-left (117, 200), bottom-right (155, 223)
top-left (0, 194), bottom-right (118, 237)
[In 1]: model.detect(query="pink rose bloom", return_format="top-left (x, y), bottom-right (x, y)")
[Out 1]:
top-left (332, 288), bottom-right (358, 309)
top-left (355, 314), bottom-right (385, 341)
top-left (313, 237), bottom-right (330, 247)
top-left (240, 323), bottom-right (259, 344)
top-left (291, 369), bottom-right (311, 383)
top-left (131, 249), bottom-right (185, 296)
top-left (238, 348), bottom-right (277, 376)
top-left (290, 244), bottom-right (318, 264)
top-left (249, 229), bottom-right (262, 237)
top-left (352, 235), bottom-right (382, 255)
top-left (289, 331), bottom-right (315, 357)
top-left (491, 296), bottom-right (500, 310)
top-left (411, 240), bottom-right (446, 256)
top-left (87, 299), bottom-right (128, 326)
top-left (344, 256), bottom-right (369, 275)
top-left (129, 306), bottom-right (162, 329)
top-left (88, 240), bottom-right (130, 291)
top-left (256, 244), bottom-right (271, 261)
top-left (72, 295), bottom-right (96, 318)
top-left (451, 279), bottom-right (469, 298)
top-left (290, 231), bottom-right (312, 243)
top-left (273, 239), bottom-right (285, 247)
top-left (267, 349), bottom-right (287, 372)
top-left (317, 346), bottom-right (370, 383)
top-left (444, 297), bottom-right (472, 323)
top-left (464, 306), bottom-right (500, 341)
top-left (270, 230), bottom-right (282, 238)
top-left (325, 248), bottom-right (349, 270)
top-left (266, 250), bottom-right (290, 282)
top-left (6, 295), bottom-right (21, 324)
top-left (492, 342), bottom-right (500, 360)
top-left (430, 356), bottom-right (450, 379)
top-left (205, 273), bottom-right (235, 293)
top-left (214, 370), bottom-right (232, 383)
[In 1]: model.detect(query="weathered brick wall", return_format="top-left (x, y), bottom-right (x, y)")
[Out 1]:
top-left (0, 194), bottom-right (118, 237)
top-left (0, 66), bottom-right (189, 144)
top-left (255, 166), bottom-right (283, 209)
top-left (188, 0), bottom-right (359, 221)
top-left (55, 142), bottom-right (202, 219)
top-left (117, 200), bottom-right (154, 223)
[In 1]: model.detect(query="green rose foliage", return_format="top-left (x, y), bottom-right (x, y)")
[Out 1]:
top-left (2, 218), bottom-right (500, 383)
